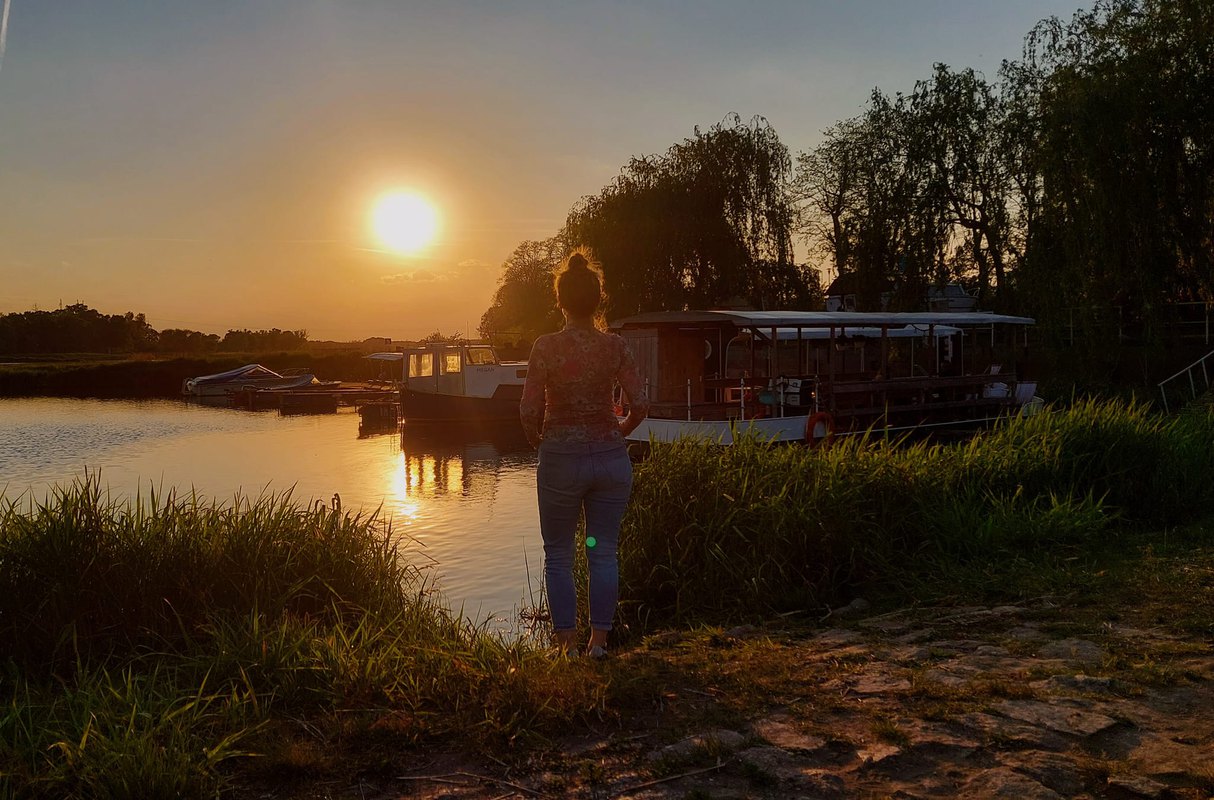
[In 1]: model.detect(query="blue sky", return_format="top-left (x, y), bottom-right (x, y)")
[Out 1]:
top-left (0, 1), bottom-right (1084, 339)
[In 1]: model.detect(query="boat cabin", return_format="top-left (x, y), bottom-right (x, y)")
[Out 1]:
top-left (611, 310), bottom-right (1036, 440)
top-left (400, 343), bottom-right (527, 400)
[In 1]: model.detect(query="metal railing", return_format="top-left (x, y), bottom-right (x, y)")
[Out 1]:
top-left (1063, 301), bottom-right (1214, 346)
top-left (1158, 349), bottom-right (1214, 413)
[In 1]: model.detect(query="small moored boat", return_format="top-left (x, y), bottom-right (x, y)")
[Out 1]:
top-left (182, 364), bottom-right (328, 397)
top-left (374, 343), bottom-right (528, 424)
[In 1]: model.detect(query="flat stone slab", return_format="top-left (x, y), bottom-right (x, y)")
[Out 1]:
top-left (1037, 638), bottom-right (1104, 665)
top-left (648, 728), bottom-right (745, 762)
top-left (922, 668), bottom-right (973, 688)
top-left (1031, 674), bottom-right (1119, 694)
top-left (962, 767), bottom-right (1065, 799)
top-left (996, 699), bottom-right (1121, 737)
top-left (859, 741), bottom-right (980, 779)
top-left (1106, 774), bottom-right (1169, 798)
top-left (926, 639), bottom-right (986, 653)
top-left (956, 712), bottom-right (1071, 751)
top-left (850, 674), bottom-right (912, 695)
top-left (1007, 625), bottom-right (1049, 642)
top-left (855, 741), bottom-right (902, 765)
top-left (813, 628), bottom-right (866, 647)
top-left (736, 746), bottom-right (849, 796)
top-left (751, 716), bottom-right (828, 752)
top-left (1126, 732), bottom-right (1214, 782)
top-left (1009, 752), bottom-right (1085, 796)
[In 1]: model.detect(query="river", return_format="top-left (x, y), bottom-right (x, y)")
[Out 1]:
top-left (0, 397), bottom-right (542, 628)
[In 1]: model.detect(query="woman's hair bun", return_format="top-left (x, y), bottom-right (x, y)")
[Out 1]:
top-left (566, 253), bottom-right (589, 271)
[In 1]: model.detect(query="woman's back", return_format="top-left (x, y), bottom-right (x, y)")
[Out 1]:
top-left (522, 327), bottom-right (638, 443)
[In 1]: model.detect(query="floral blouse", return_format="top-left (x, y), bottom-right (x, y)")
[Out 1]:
top-left (520, 327), bottom-right (649, 444)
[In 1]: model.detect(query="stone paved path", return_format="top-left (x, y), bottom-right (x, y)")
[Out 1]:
top-left (356, 601), bottom-right (1214, 799)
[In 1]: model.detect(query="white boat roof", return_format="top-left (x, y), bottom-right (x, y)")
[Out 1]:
top-left (189, 363), bottom-right (283, 384)
top-left (772, 324), bottom-right (960, 340)
top-left (612, 309), bottom-right (1034, 328)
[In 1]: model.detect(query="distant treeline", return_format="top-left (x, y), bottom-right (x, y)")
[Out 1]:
top-left (0, 304), bottom-right (307, 355)
top-left (481, 0), bottom-right (1214, 357)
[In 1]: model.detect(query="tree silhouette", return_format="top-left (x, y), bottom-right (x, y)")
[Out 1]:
top-left (566, 115), bottom-right (818, 317)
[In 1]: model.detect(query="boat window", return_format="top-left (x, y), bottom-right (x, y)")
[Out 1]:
top-left (725, 335), bottom-right (769, 379)
top-left (465, 347), bottom-right (497, 366)
top-left (442, 352), bottom-right (462, 374)
top-left (409, 353), bottom-right (433, 378)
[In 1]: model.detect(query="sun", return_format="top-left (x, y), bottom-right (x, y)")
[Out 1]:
top-left (371, 190), bottom-right (441, 254)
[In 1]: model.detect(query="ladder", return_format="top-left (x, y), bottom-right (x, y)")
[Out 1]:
top-left (1158, 350), bottom-right (1214, 413)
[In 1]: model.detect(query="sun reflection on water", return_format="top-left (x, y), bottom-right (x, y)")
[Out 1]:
top-left (0, 398), bottom-right (539, 628)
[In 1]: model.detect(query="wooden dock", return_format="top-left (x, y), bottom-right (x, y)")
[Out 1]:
top-left (230, 383), bottom-right (400, 414)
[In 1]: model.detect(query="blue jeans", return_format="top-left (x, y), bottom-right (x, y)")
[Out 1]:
top-left (536, 440), bottom-right (632, 632)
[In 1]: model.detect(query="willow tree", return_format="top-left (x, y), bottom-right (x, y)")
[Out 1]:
top-left (1012, 0), bottom-right (1214, 339)
top-left (910, 65), bottom-right (1019, 309)
top-left (794, 89), bottom-right (953, 310)
top-left (566, 115), bottom-right (816, 317)
top-left (478, 235), bottom-right (568, 348)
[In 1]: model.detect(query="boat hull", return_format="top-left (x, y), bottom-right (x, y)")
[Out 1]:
top-left (401, 388), bottom-right (522, 424)
top-left (626, 402), bottom-right (1038, 446)
top-left (184, 375), bottom-right (320, 397)
top-left (626, 415), bottom-right (812, 445)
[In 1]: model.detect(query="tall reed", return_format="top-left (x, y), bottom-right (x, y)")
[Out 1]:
top-left (0, 478), bottom-right (412, 671)
top-left (620, 400), bottom-right (1214, 621)
top-left (0, 479), bottom-right (603, 797)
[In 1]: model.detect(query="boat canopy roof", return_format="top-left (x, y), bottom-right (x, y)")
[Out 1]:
top-left (766, 324), bottom-right (960, 341)
top-left (612, 309), bottom-right (1034, 329)
top-left (190, 364), bottom-right (283, 385)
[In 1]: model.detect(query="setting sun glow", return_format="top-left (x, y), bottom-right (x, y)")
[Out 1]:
top-left (371, 190), bottom-right (441, 254)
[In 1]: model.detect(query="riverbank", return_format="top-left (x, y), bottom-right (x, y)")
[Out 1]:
top-left (263, 527), bottom-right (1211, 799)
top-left (1, 400), bottom-right (1211, 797)
top-left (0, 352), bottom-right (378, 397)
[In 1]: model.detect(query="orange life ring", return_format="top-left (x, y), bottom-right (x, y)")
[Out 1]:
top-left (743, 388), bottom-right (767, 419)
top-left (804, 411), bottom-right (835, 447)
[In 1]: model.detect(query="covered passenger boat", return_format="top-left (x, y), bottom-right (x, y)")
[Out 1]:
top-left (610, 310), bottom-right (1039, 444)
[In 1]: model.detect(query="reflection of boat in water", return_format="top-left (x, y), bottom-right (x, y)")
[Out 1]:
top-left (357, 401), bottom-right (401, 437)
top-left (182, 364), bottom-right (336, 397)
top-left (396, 424), bottom-right (532, 500)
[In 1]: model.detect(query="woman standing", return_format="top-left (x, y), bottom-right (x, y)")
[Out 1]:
top-left (519, 251), bottom-right (649, 657)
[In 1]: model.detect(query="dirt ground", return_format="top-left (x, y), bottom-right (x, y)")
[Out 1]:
top-left (242, 592), bottom-right (1214, 800)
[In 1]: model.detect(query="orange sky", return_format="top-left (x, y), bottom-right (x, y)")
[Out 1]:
top-left (0, 1), bottom-right (1083, 340)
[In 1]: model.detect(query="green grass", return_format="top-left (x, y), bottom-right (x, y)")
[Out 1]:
top-left (2, 398), bottom-right (1213, 796)
top-left (620, 399), bottom-right (1214, 623)
top-left (0, 479), bottom-right (604, 798)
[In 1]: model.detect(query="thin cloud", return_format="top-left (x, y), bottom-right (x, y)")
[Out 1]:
top-left (0, 0), bottom-right (11, 77)
top-left (381, 270), bottom-right (446, 285)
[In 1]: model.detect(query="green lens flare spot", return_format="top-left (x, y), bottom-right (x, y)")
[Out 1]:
top-left (585, 536), bottom-right (597, 548)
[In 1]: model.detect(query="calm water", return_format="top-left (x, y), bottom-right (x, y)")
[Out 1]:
top-left (0, 397), bottom-right (542, 627)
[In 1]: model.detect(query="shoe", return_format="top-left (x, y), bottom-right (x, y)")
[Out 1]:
top-left (587, 645), bottom-right (608, 660)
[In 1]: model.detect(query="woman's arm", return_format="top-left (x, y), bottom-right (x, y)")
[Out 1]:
top-left (615, 338), bottom-right (650, 438)
top-left (519, 339), bottom-right (547, 448)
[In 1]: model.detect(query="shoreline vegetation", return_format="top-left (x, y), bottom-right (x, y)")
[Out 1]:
top-left (1, 400), bottom-right (1212, 797)
top-left (0, 352), bottom-right (382, 399)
